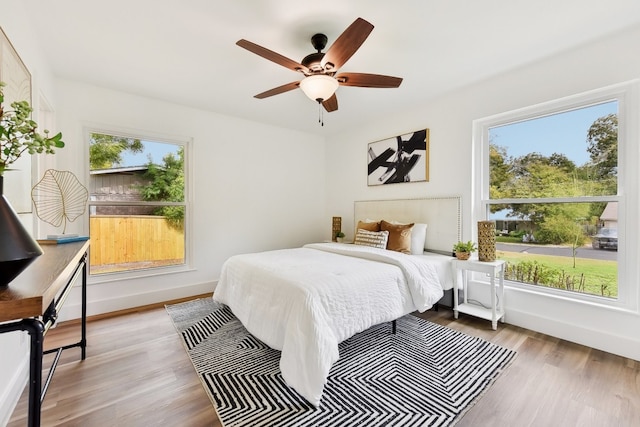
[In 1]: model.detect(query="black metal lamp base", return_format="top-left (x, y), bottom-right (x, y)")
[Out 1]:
top-left (0, 176), bottom-right (43, 286)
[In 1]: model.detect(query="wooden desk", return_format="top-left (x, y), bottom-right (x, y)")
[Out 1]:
top-left (0, 240), bottom-right (89, 427)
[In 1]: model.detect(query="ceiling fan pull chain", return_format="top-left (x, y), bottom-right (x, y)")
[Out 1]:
top-left (318, 101), bottom-right (324, 126)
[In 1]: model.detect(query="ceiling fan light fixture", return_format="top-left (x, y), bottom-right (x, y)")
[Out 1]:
top-left (299, 75), bottom-right (339, 102)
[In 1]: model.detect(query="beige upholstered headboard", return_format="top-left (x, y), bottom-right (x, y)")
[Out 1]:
top-left (354, 196), bottom-right (461, 254)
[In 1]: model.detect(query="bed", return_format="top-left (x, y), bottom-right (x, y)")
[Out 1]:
top-left (213, 197), bottom-right (461, 407)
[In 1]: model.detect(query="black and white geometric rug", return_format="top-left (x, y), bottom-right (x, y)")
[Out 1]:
top-left (166, 298), bottom-right (516, 427)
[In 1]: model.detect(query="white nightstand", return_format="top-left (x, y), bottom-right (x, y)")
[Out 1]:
top-left (452, 259), bottom-right (505, 330)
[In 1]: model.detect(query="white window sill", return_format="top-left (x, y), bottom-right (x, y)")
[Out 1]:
top-left (504, 280), bottom-right (639, 314)
top-left (88, 264), bottom-right (196, 286)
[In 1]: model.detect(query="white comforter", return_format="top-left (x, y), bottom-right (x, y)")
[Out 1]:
top-left (212, 242), bottom-right (445, 407)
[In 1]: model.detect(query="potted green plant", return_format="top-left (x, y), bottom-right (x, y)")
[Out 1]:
top-left (0, 81), bottom-right (65, 286)
top-left (453, 240), bottom-right (477, 260)
top-left (0, 82), bottom-right (64, 176)
top-left (335, 231), bottom-right (346, 243)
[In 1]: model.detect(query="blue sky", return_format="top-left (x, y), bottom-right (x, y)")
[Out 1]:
top-left (489, 101), bottom-right (617, 166)
top-left (121, 140), bottom-right (181, 167)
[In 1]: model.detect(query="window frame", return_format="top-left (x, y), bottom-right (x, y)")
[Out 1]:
top-left (473, 81), bottom-right (639, 310)
top-left (84, 125), bottom-right (193, 283)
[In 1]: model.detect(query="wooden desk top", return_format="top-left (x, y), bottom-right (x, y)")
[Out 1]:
top-left (0, 240), bottom-right (89, 323)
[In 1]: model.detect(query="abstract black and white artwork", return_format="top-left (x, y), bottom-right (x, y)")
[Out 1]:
top-left (367, 129), bottom-right (429, 186)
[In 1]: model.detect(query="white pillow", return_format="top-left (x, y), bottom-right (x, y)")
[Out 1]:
top-left (411, 223), bottom-right (428, 254)
top-left (353, 229), bottom-right (389, 249)
top-left (390, 221), bottom-right (428, 254)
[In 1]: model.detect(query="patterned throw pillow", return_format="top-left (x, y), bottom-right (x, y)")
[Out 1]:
top-left (353, 229), bottom-right (389, 249)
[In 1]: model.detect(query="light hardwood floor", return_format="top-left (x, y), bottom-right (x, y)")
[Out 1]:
top-left (9, 299), bottom-right (640, 426)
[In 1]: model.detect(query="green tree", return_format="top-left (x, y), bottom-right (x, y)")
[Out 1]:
top-left (510, 161), bottom-right (573, 201)
top-left (509, 152), bottom-right (576, 183)
top-left (89, 133), bottom-right (144, 169)
top-left (548, 153), bottom-right (576, 173)
top-left (489, 144), bottom-right (512, 203)
top-left (586, 113), bottom-right (617, 180)
top-left (505, 154), bottom-right (592, 247)
top-left (138, 147), bottom-right (184, 228)
top-left (535, 206), bottom-right (588, 244)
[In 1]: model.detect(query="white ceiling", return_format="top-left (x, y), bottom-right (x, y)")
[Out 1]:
top-left (23, 0), bottom-right (640, 136)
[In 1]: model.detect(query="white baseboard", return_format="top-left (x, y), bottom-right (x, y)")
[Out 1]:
top-left (58, 280), bottom-right (216, 322)
top-left (0, 355), bottom-right (29, 426)
top-left (506, 308), bottom-right (640, 361)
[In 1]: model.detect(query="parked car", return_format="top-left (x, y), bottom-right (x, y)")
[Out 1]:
top-left (592, 228), bottom-right (618, 250)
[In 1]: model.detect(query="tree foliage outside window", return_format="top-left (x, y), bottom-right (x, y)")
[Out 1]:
top-left (137, 147), bottom-right (185, 229)
top-left (587, 113), bottom-right (618, 179)
top-left (486, 100), bottom-right (618, 298)
top-left (89, 133), bottom-right (144, 169)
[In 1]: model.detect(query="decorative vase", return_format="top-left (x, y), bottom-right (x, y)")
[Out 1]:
top-left (0, 176), bottom-right (43, 287)
top-left (478, 220), bottom-right (496, 262)
top-left (332, 216), bottom-right (342, 242)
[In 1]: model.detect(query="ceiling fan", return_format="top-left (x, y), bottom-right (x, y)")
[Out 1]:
top-left (236, 17), bottom-right (403, 114)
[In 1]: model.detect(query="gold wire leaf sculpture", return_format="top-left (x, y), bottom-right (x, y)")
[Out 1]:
top-left (31, 169), bottom-right (88, 234)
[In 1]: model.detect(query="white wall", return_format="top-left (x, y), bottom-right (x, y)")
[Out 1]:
top-left (325, 25), bottom-right (640, 361)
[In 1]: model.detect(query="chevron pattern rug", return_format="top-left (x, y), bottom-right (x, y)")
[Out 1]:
top-left (166, 298), bottom-right (515, 427)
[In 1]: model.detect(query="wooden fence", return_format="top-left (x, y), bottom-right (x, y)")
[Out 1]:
top-left (90, 216), bottom-right (184, 271)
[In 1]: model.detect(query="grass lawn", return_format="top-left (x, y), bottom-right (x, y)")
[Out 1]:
top-left (497, 249), bottom-right (618, 298)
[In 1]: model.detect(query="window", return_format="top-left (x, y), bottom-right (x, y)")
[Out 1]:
top-left (87, 130), bottom-right (188, 276)
top-left (475, 82), bottom-right (638, 307)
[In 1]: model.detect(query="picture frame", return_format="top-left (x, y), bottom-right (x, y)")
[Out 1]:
top-left (0, 27), bottom-right (32, 104)
top-left (367, 129), bottom-right (429, 186)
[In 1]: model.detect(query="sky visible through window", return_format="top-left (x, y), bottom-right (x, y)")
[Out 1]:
top-left (489, 101), bottom-right (618, 166)
top-left (121, 140), bottom-right (180, 167)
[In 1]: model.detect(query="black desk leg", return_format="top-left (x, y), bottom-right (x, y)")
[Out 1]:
top-left (0, 320), bottom-right (43, 427)
top-left (81, 253), bottom-right (87, 360)
top-left (22, 319), bottom-right (45, 427)
top-left (27, 319), bottom-right (44, 427)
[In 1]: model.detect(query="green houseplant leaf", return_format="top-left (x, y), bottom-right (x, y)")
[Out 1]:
top-left (0, 82), bottom-right (65, 175)
top-left (453, 240), bottom-right (477, 253)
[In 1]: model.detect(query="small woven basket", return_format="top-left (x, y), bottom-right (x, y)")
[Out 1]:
top-left (455, 251), bottom-right (471, 260)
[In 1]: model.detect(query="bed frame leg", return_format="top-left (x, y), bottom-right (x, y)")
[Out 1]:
top-left (392, 320), bottom-right (396, 334)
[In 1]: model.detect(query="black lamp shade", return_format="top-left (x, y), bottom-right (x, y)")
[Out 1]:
top-left (0, 176), bottom-right (43, 286)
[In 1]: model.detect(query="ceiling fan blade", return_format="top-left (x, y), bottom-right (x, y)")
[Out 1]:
top-left (237, 39), bottom-right (309, 74)
top-left (336, 72), bottom-right (403, 88)
top-left (322, 94), bottom-right (338, 112)
top-left (254, 81), bottom-right (300, 99)
top-left (321, 18), bottom-right (374, 71)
